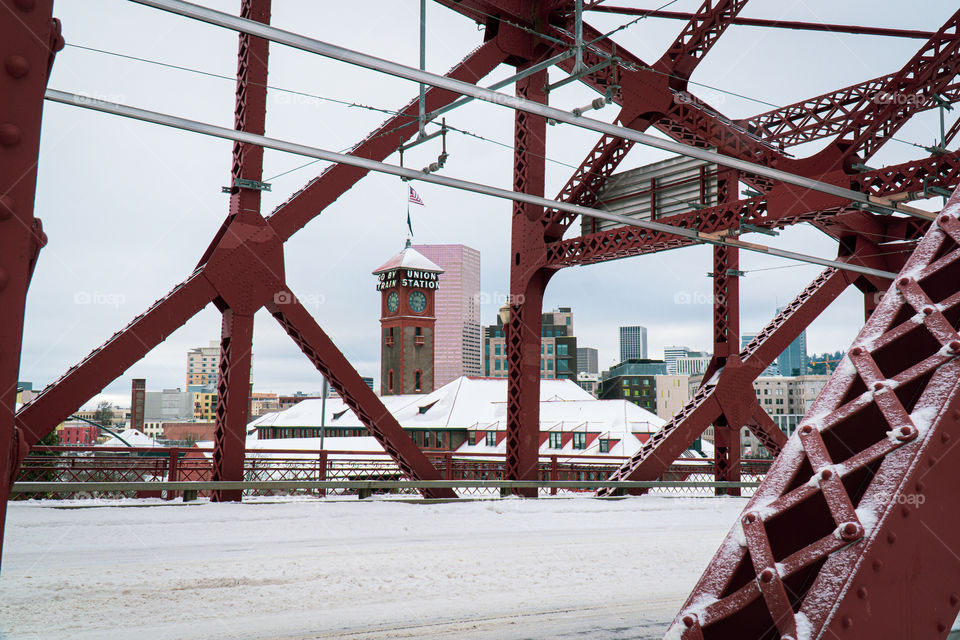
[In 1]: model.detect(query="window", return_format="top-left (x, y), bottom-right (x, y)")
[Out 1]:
top-left (547, 360), bottom-right (554, 370)
top-left (547, 344), bottom-right (553, 355)
top-left (495, 360), bottom-right (501, 371)
top-left (495, 344), bottom-right (502, 355)
top-left (549, 432), bottom-right (562, 449)
top-left (415, 327), bottom-right (422, 336)
top-left (558, 360), bottom-right (568, 372)
top-left (434, 431), bottom-right (444, 449)
top-left (468, 431), bottom-right (476, 446)
top-left (557, 344), bottom-right (568, 356)
top-left (414, 370), bottom-right (422, 392)
top-left (572, 432), bottom-right (586, 450)
top-left (485, 431), bottom-right (497, 446)
top-left (643, 378), bottom-right (650, 386)
top-left (599, 439), bottom-right (610, 453)
top-left (387, 369), bottom-right (394, 392)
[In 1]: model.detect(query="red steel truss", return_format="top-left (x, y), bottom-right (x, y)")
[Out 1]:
top-left (3, 2), bottom-right (960, 638)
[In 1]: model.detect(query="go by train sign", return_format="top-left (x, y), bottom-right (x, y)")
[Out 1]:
top-left (376, 269), bottom-right (440, 291)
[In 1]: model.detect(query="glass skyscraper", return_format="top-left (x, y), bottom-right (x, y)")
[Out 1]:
top-left (411, 244), bottom-right (482, 385)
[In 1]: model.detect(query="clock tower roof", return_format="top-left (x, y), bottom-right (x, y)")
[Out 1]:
top-left (372, 240), bottom-right (444, 276)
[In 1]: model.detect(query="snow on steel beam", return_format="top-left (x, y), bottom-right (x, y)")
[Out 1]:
top-left (44, 89), bottom-right (901, 280)
top-left (128, 0), bottom-right (921, 217)
top-left (664, 185), bottom-right (960, 640)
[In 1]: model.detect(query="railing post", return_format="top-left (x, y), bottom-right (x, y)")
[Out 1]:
top-left (165, 447), bottom-right (179, 501)
top-left (550, 455), bottom-right (558, 496)
top-left (444, 452), bottom-right (453, 481)
top-left (318, 450), bottom-right (327, 498)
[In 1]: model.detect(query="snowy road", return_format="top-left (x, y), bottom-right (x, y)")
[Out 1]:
top-left (0, 496), bottom-right (747, 639)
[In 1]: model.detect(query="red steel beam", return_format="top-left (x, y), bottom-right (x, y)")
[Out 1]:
top-left (599, 266), bottom-right (853, 497)
top-left (654, 0), bottom-right (749, 80)
top-left (505, 65), bottom-right (552, 496)
top-left (739, 73), bottom-right (960, 149)
top-left (589, 6), bottom-right (939, 40)
top-left (0, 0), bottom-right (62, 569)
top-left (208, 0), bottom-right (271, 503)
top-left (266, 290), bottom-right (457, 499)
top-left (816, 9), bottom-right (960, 165)
top-left (666, 186), bottom-right (960, 640)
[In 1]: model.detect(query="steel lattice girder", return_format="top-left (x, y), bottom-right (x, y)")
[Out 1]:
top-left (666, 186), bottom-right (960, 640)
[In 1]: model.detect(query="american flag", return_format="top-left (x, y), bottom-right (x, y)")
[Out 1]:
top-left (408, 186), bottom-right (424, 206)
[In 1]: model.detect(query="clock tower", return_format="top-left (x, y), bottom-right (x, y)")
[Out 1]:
top-left (373, 240), bottom-right (443, 395)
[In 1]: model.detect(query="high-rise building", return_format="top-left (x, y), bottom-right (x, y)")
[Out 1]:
top-left (483, 307), bottom-right (577, 380)
top-left (412, 244), bottom-right (482, 386)
top-left (374, 241), bottom-right (442, 395)
top-left (577, 347), bottom-right (599, 374)
top-left (775, 307), bottom-right (809, 376)
top-left (619, 325), bottom-right (648, 361)
top-left (186, 340), bottom-right (221, 391)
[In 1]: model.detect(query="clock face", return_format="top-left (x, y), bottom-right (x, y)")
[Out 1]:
top-left (386, 291), bottom-right (399, 313)
top-left (408, 290), bottom-right (427, 314)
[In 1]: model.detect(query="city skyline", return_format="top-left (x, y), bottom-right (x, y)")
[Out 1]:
top-left (21, 1), bottom-right (943, 409)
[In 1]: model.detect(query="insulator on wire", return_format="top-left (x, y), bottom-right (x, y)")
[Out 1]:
top-left (572, 97), bottom-right (609, 117)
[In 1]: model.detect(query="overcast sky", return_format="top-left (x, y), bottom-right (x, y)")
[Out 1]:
top-left (21, 0), bottom-right (955, 408)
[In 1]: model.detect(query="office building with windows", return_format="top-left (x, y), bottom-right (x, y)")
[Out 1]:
top-left (619, 325), bottom-right (648, 361)
top-left (483, 307), bottom-right (577, 380)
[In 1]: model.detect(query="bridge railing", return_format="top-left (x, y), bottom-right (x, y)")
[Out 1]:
top-left (14, 446), bottom-right (773, 500)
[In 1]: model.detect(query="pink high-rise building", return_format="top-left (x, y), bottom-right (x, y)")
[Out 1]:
top-left (411, 244), bottom-right (481, 385)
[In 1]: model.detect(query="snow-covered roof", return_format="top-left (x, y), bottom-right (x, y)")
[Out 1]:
top-left (372, 244), bottom-right (443, 274)
top-left (196, 436), bottom-right (390, 460)
top-left (249, 376), bottom-right (607, 431)
top-left (97, 428), bottom-right (161, 448)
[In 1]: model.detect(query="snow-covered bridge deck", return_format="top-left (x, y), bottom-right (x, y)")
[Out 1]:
top-left (0, 496), bottom-right (746, 639)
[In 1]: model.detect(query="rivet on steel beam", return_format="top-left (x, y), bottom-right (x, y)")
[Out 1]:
top-left (821, 468), bottom-right (834, 479)
top-left (800, 425), bottom-right (813, 435)
top-left (888, 531), bottom-right (897, 544)
top-left (850, 347), bottom-right (863, 356)
top-left (840, 522), bottom-right (863, 541)
top-left (759, 568), bottom-right (775, 583)
top-left (950, 593), bottom-right (959, 607)
top-left (13, 0), bottom-right (36, 11)
top-left (898, 277), bottom-right (912, 286)
top-left (943, 432), bottom-right (952, 443)
top-left (949, 341), bottom-right (960, 355)
top-left (857, 586), bottom-right (868, 599)
top-left (4, 55), bottom-right (29, 79)
top-left (928, 455), bottom-right (938, 467)
top-left (842, 615), bottom-right (853, 629)
top-left (896, 426), bottom-right (917, 442)
top-left (916, 481), bottom-right (925, 493)
top-left (682, 614), bottom-right (697, 628)
top-left (872, 559), bottom-right (883, 572)
top-left (939, 622), bottom-right (948, 633)
top-left (923, 306), bottom-right (935, 316)
top-left (743, 512), bottom-right (758, 525)
top-left (0, 123), bottom-right (23, 147)
top-left (0, 194), bottom-right (13, 220)
top-left (901, 505), bottom-right (911, 518)
top-left (873, 381), bottom-right (885, 391)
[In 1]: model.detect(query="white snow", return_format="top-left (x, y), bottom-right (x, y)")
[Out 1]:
top-left (97, 428), bottom-right (161, 448)
top-left (0, 495), bottom-right (747, 639)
